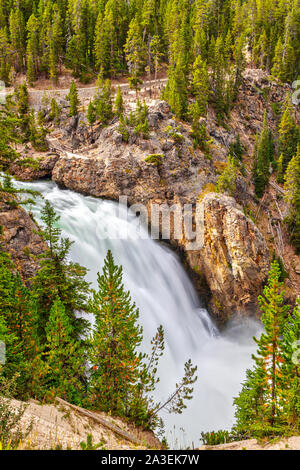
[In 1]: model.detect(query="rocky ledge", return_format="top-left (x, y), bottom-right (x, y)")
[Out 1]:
top-left (0, 195), bottom-right (46, 280)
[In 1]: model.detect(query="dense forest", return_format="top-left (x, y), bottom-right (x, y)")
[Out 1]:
top-left (0, 0), bottom-right (299, 450)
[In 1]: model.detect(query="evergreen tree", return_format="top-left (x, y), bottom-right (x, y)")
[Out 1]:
top-left (114, 86), bottom-right (124, 117)
top-left (93, 78), bottom-right (113, 125)
top-left (124, 17), bottom-right (146, 98)
top-left (284, 145), bottom-right (300, 253)
top-left (0, 28), bottom-right (11, 84)
top-left (278, 98), bottom-right (300, 172)
top-left (26, 14), bottom-right (40, 85)
top-left (191, 55), bottom-right (210, 117)
top-left (0, 248), bottom-right (42, 397)
top-left (216, 155), bottom-right (239, 196)
top-left (149, 35), bottom-right (163, 86)
top-left (164, 52), bottom-right (188, 119)
top-left (48, 98), bottom-right (60, 125)
top-left (94, 11), bottom-right (110, 76)
top-left (281, 297), bottom-right (300, 430)
top-left (276, 154), bottom-right (284, 184)
top-left (49, 7), bottom-right (63, 83)
top-left (32, 200), bottom-right (90, 341)
top-left (15, 82), bottom-right (30, 140)
top-left (88, 250), bottom-right (144, 415)
top-left (0, 105), bottom-right (20, 168)
top-left (67, 80), bottom-right (80, 117)
top-left (43, 297), bottom-right (86, 404)
top-left (229, 134), bottom-right (243, 162)
top-left (87, 99), bottom-right (96, 126)
top-left (234, 261), bottom-right (290, 434)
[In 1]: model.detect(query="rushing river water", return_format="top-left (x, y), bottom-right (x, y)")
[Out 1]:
top-left (14, 178), bottom-right (260, 447)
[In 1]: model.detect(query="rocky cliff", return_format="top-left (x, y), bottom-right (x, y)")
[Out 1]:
top-left (0, 194), bottom-right (46, 280)
top-left (188, 194), bottom-right (270, 319)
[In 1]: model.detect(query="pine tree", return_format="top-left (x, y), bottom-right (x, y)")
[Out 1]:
top-left (43, 297), bottom-right (86, 404)
top-left (67, 80), bottom-right (80, 117)
top-left (149, 35), bottom-right (163, 86)
top-left (0, 104), bottom-right (19, 168)
top-left (276, 154), bottom-right (284, 184)
top-left (281, 297), bottom-right (300, 430)
top-left (191, 55), bottom-right (210, 117)
top-left (216, 155), bottom-right (239, 196)
top-left (94, 11), bottom-right (110, 76)
top-left (93, 78), bottom-right (113, 124)
top-left (88, 250), bottom-right (143, 415)
top-left (114, 86), bottom-right (124, 117)
top-left (164, 52), bottom-right (188, 119)
top-left (211, 36), bottom-right (230, 117)
top-left (279, 98), bottom-right (300, 172)
top-left (0, 248), bottom-right (43, 397)
top-left (134, 99), bottom-right (149, 139)
top-left (26, 14), bottom-right (40, 85)
top-left (49, 7), bottom-right (63, 83)
top-left (234, 261), bottom-right (290, 435)
top-left (5, 274), bottom-right (39, 361)
top-left (0, 27), bottom-right (11, 84)
top-left (87, 99), bottom-right (96, 126)
top-left (32, 200), bottom-right (90, 341)
top-left (229, 134), bottom-right (243, 162)
top-left (284, 145), bottom-right (300, 253)
top-left (124, 17), bottom-right (146, 98)
top-left (49, 98), bottom-right (60, 125)
top-left (28, 108), bottom-right (47, 151)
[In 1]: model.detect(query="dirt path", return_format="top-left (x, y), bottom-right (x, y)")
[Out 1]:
top-left (200, 436), bottom-right (300, 450)
top-left (28, 78), bottom-right (168, 107)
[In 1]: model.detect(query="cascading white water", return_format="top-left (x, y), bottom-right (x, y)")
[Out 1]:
top-left (14, 178), bottom-right (261, 447)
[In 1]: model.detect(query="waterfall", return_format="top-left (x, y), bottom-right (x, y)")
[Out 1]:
top-left (14, 179), bottom-right (260, 448)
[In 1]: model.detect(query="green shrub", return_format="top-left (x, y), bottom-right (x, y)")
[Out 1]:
top-left (201, 430), bottom-right (231, 445)
top-left (144, 154), bottom-right (164, 165)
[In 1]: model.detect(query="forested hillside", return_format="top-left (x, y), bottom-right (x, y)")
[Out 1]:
top-left (0, 0), bottom-right (299, 87)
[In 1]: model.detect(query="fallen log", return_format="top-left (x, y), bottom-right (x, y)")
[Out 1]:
top-left (55, 397), bottom-right (140, 446)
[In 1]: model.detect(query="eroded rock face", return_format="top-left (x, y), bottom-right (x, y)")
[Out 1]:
top-left (187, 193), bottom-right (270, 321)
top-left (9, 154), bottom-right (59, 181)
top-left (0, 197), bottom-right (46, 280)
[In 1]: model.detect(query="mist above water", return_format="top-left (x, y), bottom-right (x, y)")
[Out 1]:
top-left (15, 179), bottom-right (261, 447)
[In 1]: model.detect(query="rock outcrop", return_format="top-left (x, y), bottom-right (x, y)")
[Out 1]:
top-left (0, 196), bottom-right (46, 280)
top-left (187, 194), bottom-right (270, 320)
